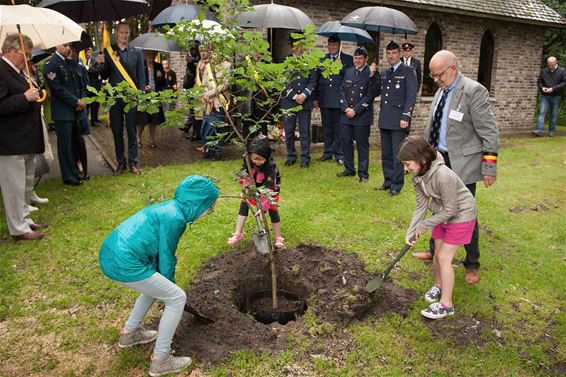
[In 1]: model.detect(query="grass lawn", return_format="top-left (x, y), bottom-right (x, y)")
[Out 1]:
top-left (0, 133), bottom-right (564, 376)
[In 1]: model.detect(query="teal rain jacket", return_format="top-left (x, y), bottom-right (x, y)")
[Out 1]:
top-left (99, 176), bottom-right (220, 283)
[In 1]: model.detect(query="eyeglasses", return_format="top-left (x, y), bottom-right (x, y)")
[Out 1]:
top-left (429, 65), bottom-right (453, 80)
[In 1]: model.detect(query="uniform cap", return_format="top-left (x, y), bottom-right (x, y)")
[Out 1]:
top-left (386, 40), bottom-right (400, 50)
top-left (354, 46), bottom-right (368, 57)
top-left (328, 34), bottom-right (341, 43)
top-left (401, 42), bottom-right (415, 51)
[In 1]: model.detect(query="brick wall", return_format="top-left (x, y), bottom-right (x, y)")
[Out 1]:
top-left (170, 0), bottom-right (547, 139)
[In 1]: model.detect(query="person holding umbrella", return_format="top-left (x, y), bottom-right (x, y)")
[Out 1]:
top-left (315, 34), bottom-right (353, 166)
top-left (93, 22), bottom-right (145, 175)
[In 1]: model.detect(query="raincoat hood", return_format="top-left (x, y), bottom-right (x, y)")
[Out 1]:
top-left (174, 175), bottom-right (220, 223)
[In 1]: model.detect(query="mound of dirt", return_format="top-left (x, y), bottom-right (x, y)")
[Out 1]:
top-left (172, 244), bottom-right (417, 365)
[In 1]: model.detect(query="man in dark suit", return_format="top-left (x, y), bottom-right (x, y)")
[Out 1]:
top-left (315, 35), bottom-right (354, 166)
top-left (281, 37), bottom-right (317, 168)
top-left (94, 22), bottom-right (145, 175)
top-left (401, 42), bottom-right (422, 89)
top-left (43, 43), bottom-right (86, 186)
top-left (0, 33), bottom-right (47, 240)
top-left (377, 41), bottom-right (418, 195)
top-left (84, 47), bottom-right (102, 127)
top-left (336, 47), bottom-right (380, 182)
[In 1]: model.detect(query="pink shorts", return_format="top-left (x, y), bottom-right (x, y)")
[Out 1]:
top-left (431, 219), bottom-right (476, 245)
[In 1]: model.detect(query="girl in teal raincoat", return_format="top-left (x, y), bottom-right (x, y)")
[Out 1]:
top-left (99, 175), bottom-right (219, 377)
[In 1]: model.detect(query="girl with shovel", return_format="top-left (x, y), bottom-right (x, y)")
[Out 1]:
top-left (99, 175), bottom-right (218, 376)
top-left (398, 136), bottom-right (477, 319)
top-left (227, 136), bottom-right (285, 249)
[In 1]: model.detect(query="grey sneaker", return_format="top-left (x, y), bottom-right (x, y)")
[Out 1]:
top-left (118, 327), bottom-right (158, 348)
top-left (149, 353), bottom-right (192, 376)
top-left (549, 132), bottom-right (556, 137)
top-left (424, 285), bottom-right (442, 303)
top-left (421, 302), bottom-right (455, 319)
top-left (532, 130), bottom-right (542, 137)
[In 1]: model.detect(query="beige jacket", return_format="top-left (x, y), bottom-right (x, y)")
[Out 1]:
top-left (406, 152), bottom-right (477, 242)
top-left (201, 60), bottom-right (231, 112)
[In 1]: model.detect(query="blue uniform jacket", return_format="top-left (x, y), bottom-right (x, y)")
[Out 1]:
top-left (316, 53), bottom-right (354, 109)
top-left (378, 63), bottom-right (417, 130)
top-left (339, 65), bottom-right (381, 126)
top-left (280, 64), bottom-right (317, 111)
top-left (99, 176), bottom-right (219, 283)
top-left (43, 53), bottom-right (83, 122)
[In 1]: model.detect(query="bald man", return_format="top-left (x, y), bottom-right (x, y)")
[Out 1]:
top-left (412, 50), bottom-right (499, 285)
top-left (534, 56), bottom-right (566, 137)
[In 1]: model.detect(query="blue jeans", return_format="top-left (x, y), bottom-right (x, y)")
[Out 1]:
top-left (119, 273), bottom-right (186, 357)
top-left (201, 109), bottom-right (226, 158)
top-left (536, 95), bottom-right (561, 133)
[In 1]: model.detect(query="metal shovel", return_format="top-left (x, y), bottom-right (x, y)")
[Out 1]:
top-left (245, 199), bottom-right (271, 255)
top-left (364, 240), bottom-right (414, 293)
top-left (184, 303), bottom-right (214, 324)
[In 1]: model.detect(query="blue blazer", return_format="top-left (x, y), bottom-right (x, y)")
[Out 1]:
top-left (317, 53), bottom-right (354, 109)
top-left (280, 63), bottom-right (317, 111)
top-left (43, 53), bottom-right (83, 122)
top-left (339, 65), bottom-right (380, 126)
top-left (378, 63), bottom-right (418, 130)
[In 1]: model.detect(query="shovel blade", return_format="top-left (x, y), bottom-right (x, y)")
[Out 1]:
top-left (184, 303), bottom-right (214, 324)
top-left (364, 276), bottom-right (385, 293)
top-left (253, 233), bottom-right (270, 255)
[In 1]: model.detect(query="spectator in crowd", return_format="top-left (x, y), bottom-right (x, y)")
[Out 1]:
top-left (94, 22), bottom-right (145, 175)
top-left (401, 42), bottom-right (422, 89)
top-left (84, 47), bottom-right (102, 127)
top-left (0, 33), bottom-right (48, 240)
top-left (533, 56), bottom-right (565, 137)
top-left (43, 43), bottom-right (86, 186)
top-left (315, 34), bottom-right (353, 166)
top-left (181, 42), bottom-right (201, 141)
top-left (336, 46), bottom-right (380, 182)
top-left (281, 35), bottom-right (317, 168)
top-left (137, 50), bottom-right (167, 149)
top-left (162, 59), bottom-right (177, 115)
top-left (412, 50), bottom-right (499, 286)
top-left (376, 41), bottom-right (417, 196)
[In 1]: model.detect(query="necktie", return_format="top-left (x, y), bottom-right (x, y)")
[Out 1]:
top-left (389, 67), bottom-right (394, 77)
top-left (429, 89), bottom-right (450, 148)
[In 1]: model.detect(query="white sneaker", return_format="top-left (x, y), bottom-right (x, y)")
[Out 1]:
top-left (149, 352), bottom-right (192, 376)
top-left (31, 192), bottom-right (49, 205)
top-left (28, 205), bottom-right (39, 213)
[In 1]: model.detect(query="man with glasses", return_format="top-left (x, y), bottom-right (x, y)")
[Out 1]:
top-left (411, 50), bottom-right (499, 285)
top-left (376, 40), bottom-right (417, 195)
top-left (0, 33), bottom-right (47, 240)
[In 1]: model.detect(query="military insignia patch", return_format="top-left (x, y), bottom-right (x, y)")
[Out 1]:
top-left (47, 72), bottom-right (56, 81)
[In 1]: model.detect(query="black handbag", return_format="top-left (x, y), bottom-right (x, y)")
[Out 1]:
top-left (34, 154), bottom-right (50, 177)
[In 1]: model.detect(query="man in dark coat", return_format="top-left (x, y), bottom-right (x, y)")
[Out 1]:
top-left (84, 47), bottom-right (102, 127)
top-left (377, 41), bottom-right (418, 195)
top-left (0, 33), bottom-right (46, 240)
top-left (401, 42), bottom-right (422, 89)
top-left (533, 56), bottom-right (566, 137)
top-left (281, 38), bottom-right (317, 168)
top-left (93, 22), bottom-right (145, 175)
top-left (336, 47), bottom-right (380, 182)
top-left (315, 35), bottom-right (354, 166)
top-left (43, 43), bottom-right (86, 186)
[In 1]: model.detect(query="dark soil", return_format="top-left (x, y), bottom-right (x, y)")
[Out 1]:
top-left (172, 243), bottom-right (418, 366)
top-left (425, 315), bottom-right (502, 347)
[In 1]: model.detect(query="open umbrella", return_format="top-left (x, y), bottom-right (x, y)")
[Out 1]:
top-left (152, 3), bottom-right (217, 27)
top-left (170, 19), bottom-right (230, 42)
top-left (130, 32), bottom-right (181, 52)
top-left (37, 0), bottom-right (149, 22)
top-left (237, 3), bottom-right (313, 30)
top-left (315, 21), bottom-right (374, 45)
top-left (0, 4), bottom-right (84, 49)
top-left (341, 6), bottom-right (417, 35)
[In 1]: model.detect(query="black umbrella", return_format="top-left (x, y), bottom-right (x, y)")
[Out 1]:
top-left (31, 49), bottom-right (51, 64)
top-left (315, 21), bottom-right (374, 45)
top-left (237, 3), bottom-right (313, 30)
top-left (37, 0), bottom-right (149, 22)
top-left (152, 4), bottom-right (217, 27)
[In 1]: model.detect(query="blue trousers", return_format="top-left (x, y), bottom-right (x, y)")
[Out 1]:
top-left (380, 129), bottom-right (408, 191)
top-left (284, 110), bottom-right (312, 163)
top-left (109, 102), bottom-right (138, 167)
top-left (320, 107), bottom-right (343, 160)
top-left (55, 121), bottom-right (81, 184)
top-left (201, 109), bottom-right (226, 158)
top-left (341, 123), bottom-right (370, 179)
top-left (536, 95), bottom-right (561, 133)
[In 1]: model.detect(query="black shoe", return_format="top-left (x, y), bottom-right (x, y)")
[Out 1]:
top-left (337, 170), bottom-right (355, 177)
top-left (337, 159), bottom-right (344, 166)
top-left (389, 189), bottom-right (401, 196)
top-left (301, 161), bottom-right (310, 168)
top-left (79, 173), bottom-right (90, 181)
top-left (284, 160), bottom-right (296, 167)
top-left (375, 184), bottom-right (391, 191)
top-left (359, 177), bottom-right (369, 183)
top-left (114, 163), bottom-right (126, 176)
top-left (64, 180), bottom-right (82, 186)
top-left (318, 155), bottom-right (332, 162)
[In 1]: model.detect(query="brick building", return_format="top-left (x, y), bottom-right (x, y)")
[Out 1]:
top-left (170, 0), bottom-right (566, 136)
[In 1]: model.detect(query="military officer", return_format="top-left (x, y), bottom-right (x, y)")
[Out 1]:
top-left (336, 47), bottom-right (380, 182)
top-left (315, 34), bottom-right (354, 166)
top-left (377, 40), bottom-right (418, 195)
top-left (43, 43), bottom-right (86, 186)
top-left (281, 36), bottom-right (317, 168)
top-left (401, 42), bottom-right (422, 89)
